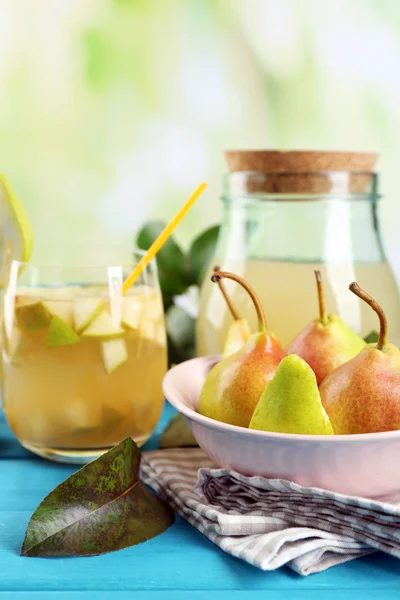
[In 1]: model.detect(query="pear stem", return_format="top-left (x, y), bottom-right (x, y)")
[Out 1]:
top-left (211, 271), bottom-right (267, 331)
top-left (349, 282), bottom-right (388, 350)
top-left (315, 270), bottom-right (328, 326)
top-left (212, 265), bottom-right (240, 321)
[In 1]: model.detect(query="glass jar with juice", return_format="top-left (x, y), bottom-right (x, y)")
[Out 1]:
top-left (197, 151), bottom-right (400, 355)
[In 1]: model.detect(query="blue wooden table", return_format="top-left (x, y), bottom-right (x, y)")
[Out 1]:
top-left (1, 403), bottom-right (400, 599)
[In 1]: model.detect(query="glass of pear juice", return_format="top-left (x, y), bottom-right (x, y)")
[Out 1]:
top-left (0, 249), bottom-right (167, 463)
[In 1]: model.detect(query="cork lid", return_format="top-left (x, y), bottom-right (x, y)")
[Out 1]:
top-left (224, 150), bottom-right (379, 194)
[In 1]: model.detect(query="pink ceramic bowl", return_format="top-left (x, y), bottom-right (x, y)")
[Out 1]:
top-left (163, 355), bottom-right (400, 498)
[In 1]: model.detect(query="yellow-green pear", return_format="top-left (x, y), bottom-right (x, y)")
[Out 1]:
top-left (73, 298), bottom-right (104, 333)
top-left (212, 265), bottom-right (251, 357)
top-left (47, 315), bottom-right (80, 347)
top-left (249, 354), bottom-right (333, 435)
top-left (320, 283), bottom-right (400, 434)
top-left (0, 174), bottom-right (33, 286)
top-left (16, 299), bottom-right (52, 331)
top-left (102, 404), bottom-right (125, 437)
top-left (287, 271), bottom-right (365, 384)
top-left (121, 296), bottom-right (142, 330)
top-left (101, 339), bottom-right (128, 374)
top-left (81, 310), bottom-right (125, 340)
top-left (223, 318), bottom-right (251, 357)
top-left (199, 271), bottom-right (286, 428)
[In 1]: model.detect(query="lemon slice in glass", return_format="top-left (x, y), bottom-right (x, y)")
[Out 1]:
top-left (0, 174), bottom-right (33, 285)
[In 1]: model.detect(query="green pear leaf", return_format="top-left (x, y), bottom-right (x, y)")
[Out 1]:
top-left (137, 221), bottom-right (188, 305)
top-left (166, 305), bottom-right (195, 350)
top-left (159, 413), bottom-right (198, 448)
top-left (136, 222), bottom-right (221, 364)
top-left (187, 225), bottom-right (220, 286)
top-left (364, 330), bottom-right (379, 343)
top-left (21, 438), bottom-right (174, 557)
top-left (166, 305), bottom-right (196, 364)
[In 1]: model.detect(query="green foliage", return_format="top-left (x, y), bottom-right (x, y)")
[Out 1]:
top-left (187, 225), bottom-right (220, 286)
top-left (21, 438), bottom-right (174, 557)
top-left (136, 222), bottom-right (220, 364)
top-left (137, 222), bottom-right (188, 307)
top-left (166, 305), bottom-right (196, 365)
top-left (364, 330), bottom-right (379, 344)
top-left (159, 413), bottom-right (198, 448)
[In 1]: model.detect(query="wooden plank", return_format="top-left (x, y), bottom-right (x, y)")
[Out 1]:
top-left (1, 592), bottom-right (400, 600)
top-left (1, 404), bottom-right (400, 595)
top-left (2, 507), bottom-right (400, 592)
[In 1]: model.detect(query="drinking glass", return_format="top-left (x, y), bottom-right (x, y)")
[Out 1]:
top-left (1, 247), bottom-right (167, 463)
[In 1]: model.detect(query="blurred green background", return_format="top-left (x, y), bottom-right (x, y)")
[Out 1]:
top-left (1, 0), bottom-right (400, 273)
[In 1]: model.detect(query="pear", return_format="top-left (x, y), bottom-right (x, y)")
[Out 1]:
top-left (199, 271), bottom-right (286, 428)
top-left (16, 295), bottom-right (81, 344)
top-left (66, 399), bottom-right (101, 432)
top-left (0, 174), bottom-right (33, 287)
top-left (47, 315), bottom-right (80, 347)
top-left (81, 310), bottom-right (125, 340)
top-left (101, 339), bottom-right (128, 374)
top-left (212, 265), bottom-right (251, 357)
top-left (73, 298), bottom-right (105, 333)
top-left (287, 271), bottom-right (365, 384)
top-left (223, 319), bottom-right (252, 357)
top-left (16, 298), bottom-right (52, 331)
top-left (102, 404), bottom-right (125, 436)
top-left (121, 296), bottom-right (142, 330)
top-left (139, 321), bottom-right (166, 346)
top-left (249, 354), bottom-right (333, 435)
top-left (43, 300), bottom-right (74, 326)
top-left (320, 282), bottom-right (400, 434)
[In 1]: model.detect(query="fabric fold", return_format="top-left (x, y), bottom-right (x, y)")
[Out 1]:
top-left (141, 448), bottom-right (395, 575)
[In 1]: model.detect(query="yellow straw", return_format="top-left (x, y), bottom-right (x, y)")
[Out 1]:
top-left (122, 182), bottom-right (207, 294)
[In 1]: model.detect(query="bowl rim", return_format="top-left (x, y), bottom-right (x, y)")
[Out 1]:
top-left (163, 355), bottom-right (400, 443)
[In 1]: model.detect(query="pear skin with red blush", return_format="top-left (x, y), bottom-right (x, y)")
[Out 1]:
top-left (320, 282), bottom-right (400, 434)
top-left (199, 271), bottom-right (286, 428)
top-left (200, 329), bottom-right (286, 427)
top-left (287, 314), bottom-right (365, 385)
top-left (211, 265), bottom-right (252, 358)
top-left (287, 271), bottom-right (365, 384)
top-left (320, 344), bottom-right (400, 434)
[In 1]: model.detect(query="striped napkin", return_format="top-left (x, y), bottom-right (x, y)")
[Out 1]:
top-left (141, 448), bottom-right (400, 576)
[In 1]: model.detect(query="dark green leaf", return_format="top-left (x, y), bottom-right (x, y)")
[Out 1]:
top-left (137, 222), bottom-right (188, 305)
top-left (167, 336), bottom-right (194, 368)
top-left (160, 413), bottom-right (198, 448)
top-left (364, 330), bottom-right (379, 343)
top-left (166, 305), bottom-right (195, 349)
top-left (21, 438), bottom-right (174, 557)
top-left (166, 305), bottom-right (196, 365)
top-left (187, 225), bottom-right (220, 286)
top-left (135, 222), bottom-right (220, 363)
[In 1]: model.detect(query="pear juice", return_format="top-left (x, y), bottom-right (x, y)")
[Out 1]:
top-left (197, 260), bottom-right (400, 355)
top-left (1, 284), bottom-right (167, 461)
